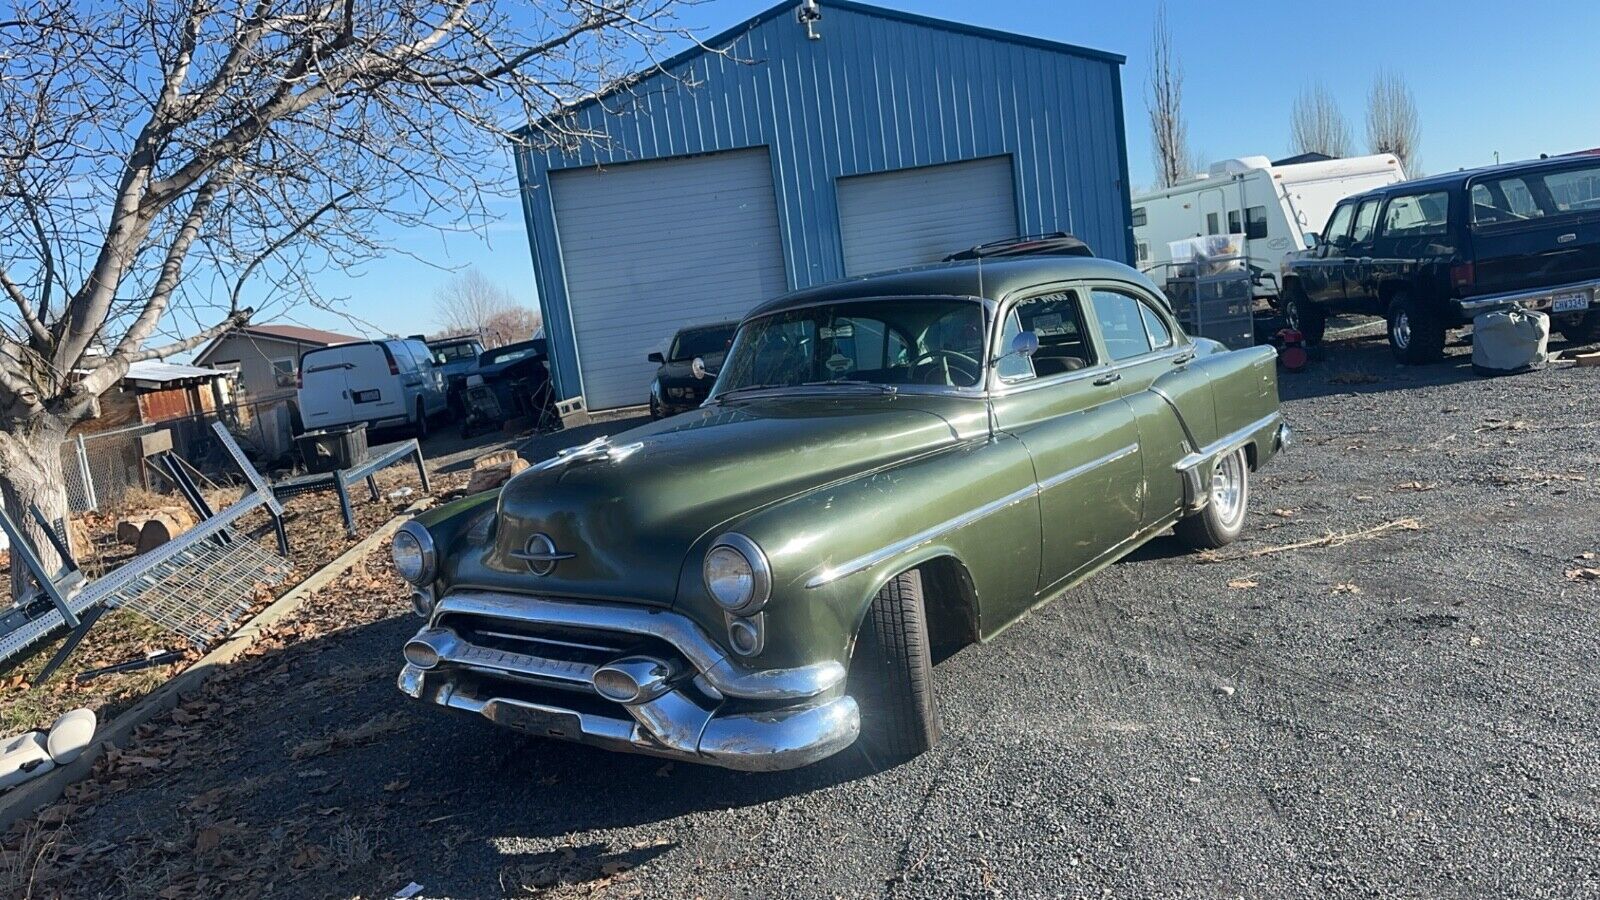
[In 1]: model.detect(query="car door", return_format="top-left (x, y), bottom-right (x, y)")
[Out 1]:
top-left (1304, 201), bottom-right (1357, 307)
top-left (1341, 197), bottom-right (1385, 312)
top-left (344, 342), bottom-right (407, 423)
top-left (405, 340), bottom-right (448, 414)
top-left (298, 348), bottom-right (357, 428)
top-left (1084, 284), bottom-right (1216, 527)
top-left (988, 287), bottom-right (1143, 602)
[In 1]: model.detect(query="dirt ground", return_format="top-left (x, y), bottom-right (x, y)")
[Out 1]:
top-left (4, 331), bottom-right (1600, 899)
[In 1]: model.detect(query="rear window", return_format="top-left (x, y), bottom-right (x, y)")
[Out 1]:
top-left (1380, 192), bottom-right (1450, 238)
top-left (1471, 163), bottom-right (1600, 226)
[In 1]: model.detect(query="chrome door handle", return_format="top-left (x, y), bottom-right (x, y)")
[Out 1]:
top-left (1093, 372), bottom-right (1122, 386)
top-left (1172, 352), bottom-right (1195, 366)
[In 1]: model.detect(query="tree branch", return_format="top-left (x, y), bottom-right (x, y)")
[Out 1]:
top-left (0, 268), bottom-right (50, 347)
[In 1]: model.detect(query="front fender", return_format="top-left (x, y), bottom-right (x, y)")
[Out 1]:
top-left (679, 434), bottom-right (1040, 672)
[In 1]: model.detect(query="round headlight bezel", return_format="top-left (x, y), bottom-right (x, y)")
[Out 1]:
top-left (392, 522), bottom-right (437, 586)
top-left (702, 533), bottom-right (771, 614)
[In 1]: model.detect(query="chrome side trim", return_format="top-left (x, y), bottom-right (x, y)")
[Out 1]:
top-left (1174, 411), bottom-right (1283, 473)
top-left (1457, 277), bottom-right (1600, 313)
top-left (805, 481), bottom-right (1038, 589)
top-left (806, 442), bottom-right (1141, 589)
top-left (1037, 443), bottom-right (1139, 492)
top-left (429, 592), bottom-right (844, 701)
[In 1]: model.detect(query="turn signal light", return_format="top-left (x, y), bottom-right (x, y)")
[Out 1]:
top-left (1450, 261), bottom-right (1475, 293)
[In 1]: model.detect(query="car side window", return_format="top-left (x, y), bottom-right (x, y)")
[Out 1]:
top-left (1090, 289), bottom-right (1155, 361)
top-left (1324, 202), bottom-right (1356, 249)
top-left (1382, 191), bottom-right (1451, 237)
top-left (1139, 300), bottom-right (1173, 350)
top-left (997, 292), bottom-right (1095, 381)
top-left (1350, 199), bottom-right (1381, 244)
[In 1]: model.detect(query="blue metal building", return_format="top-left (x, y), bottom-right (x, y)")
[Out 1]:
top-left (515, 0), bottom-right (1132, 411)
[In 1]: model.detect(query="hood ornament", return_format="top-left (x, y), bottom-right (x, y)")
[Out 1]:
top-left (511, 533), bottom-right (575, 576)
top-left (530, 436), bottom-right (644, 473)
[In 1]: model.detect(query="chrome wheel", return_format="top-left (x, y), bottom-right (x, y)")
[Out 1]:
top-left (1209, 449), bottom-right (1247, 529)
top-left (1392, 310), bottom-right (1412, 350)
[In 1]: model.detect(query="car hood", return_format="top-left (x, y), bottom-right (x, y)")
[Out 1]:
top-left (457, 395), bottom-right (967, 607)
top-left (655, 351), bottom-right (726, 384)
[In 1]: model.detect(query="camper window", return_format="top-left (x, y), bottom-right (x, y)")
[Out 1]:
top-left (1227, 211), bottom-right (1242, 234)
top-left (1206, 213), bottom-right (1220, 235)
top-left (1245, 207), bottom-right (1269, 240)
top-left (1131, 207), bottom-right (1147, 227)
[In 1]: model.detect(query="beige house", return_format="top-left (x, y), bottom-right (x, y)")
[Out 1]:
top-left (195, 323), bottom-right (361, 404)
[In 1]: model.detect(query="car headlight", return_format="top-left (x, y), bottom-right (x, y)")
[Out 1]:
top-left (702, 533), bottom-right (771, 614)
top-left (392, 522), bottom-right (437, 586)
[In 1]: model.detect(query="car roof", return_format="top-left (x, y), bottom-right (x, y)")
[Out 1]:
top-left (1342, 155), bottom-right (1598, 202)
top-left (676, 320), bottom-right (739, 334)
top-left (745, 256), bottom-right (1155, 319)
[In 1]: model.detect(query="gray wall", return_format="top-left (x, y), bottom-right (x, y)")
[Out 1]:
top-left (515, 0), bottom-right (1133, 402)
top-left (199, 333), bottom-right (310, 402)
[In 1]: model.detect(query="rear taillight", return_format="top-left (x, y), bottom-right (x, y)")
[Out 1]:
top-left (388, 359), bottom-right (400, 375)
top-left (1451, 261), bottom-right (1475, 294)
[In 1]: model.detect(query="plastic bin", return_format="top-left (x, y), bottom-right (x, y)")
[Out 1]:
top-left (296, 424), bottom-right (368, 474)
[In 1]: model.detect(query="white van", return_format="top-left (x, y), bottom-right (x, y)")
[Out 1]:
top-left (1133, 154), bottom-right (1406, 300)
top-left (296, 338), bottom-right (448, 437)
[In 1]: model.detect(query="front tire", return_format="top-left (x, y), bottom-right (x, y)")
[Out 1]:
top-left (1387, 293), bottom-right (1446, 364)
top-left (1175, 447), bottom-right (1250, 550)
top-left (849, 569), bottom-right (941, 764)
top-left (1282, 283), bottom-right (1327, 347)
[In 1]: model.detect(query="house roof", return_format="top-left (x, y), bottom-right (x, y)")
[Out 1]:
top-left (520, 0), bottom-right (1124, 137)
top-left (195, 322), bottom-right (362, 364)
top-left (124, 360), bottom-right (230, 384)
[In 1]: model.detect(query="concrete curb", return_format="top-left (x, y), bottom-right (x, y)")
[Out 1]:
top-left (0, 501), bottom-right (427, 832)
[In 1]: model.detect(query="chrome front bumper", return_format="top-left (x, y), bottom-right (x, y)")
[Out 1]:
top-left (397, 592), bottom-right (860, 772)
top-left (1457, 277), bottom-right (1599, 315)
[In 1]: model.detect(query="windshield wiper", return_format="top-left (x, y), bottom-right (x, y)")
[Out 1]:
top-left (800, 380), bottom-right (897, 394)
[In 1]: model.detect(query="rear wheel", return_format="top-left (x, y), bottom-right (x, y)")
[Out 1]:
top-left (1175, 447), bottom-right (1250, 550)
top-left (414, 399), bottom-right (430, 439)
top-left (1387, 293), bottom-right (1447, 364)
top-left (849, 569), bottom-right (940, 764)
top-left (1558, 310), bottom-right (1600, 344)
top-left (1282, 283), bottom-right (1326, 347)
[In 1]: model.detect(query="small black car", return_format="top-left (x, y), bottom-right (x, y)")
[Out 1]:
top-left (1281, 154), bottom-right (1600, 363)
top-left (647, 321), bottom-right (737, 418)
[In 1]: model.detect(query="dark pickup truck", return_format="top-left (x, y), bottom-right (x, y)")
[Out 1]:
top-left (1281, 155), bottom-right (1600, 363)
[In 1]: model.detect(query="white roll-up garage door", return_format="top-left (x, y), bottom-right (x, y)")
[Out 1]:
top-left (837, 156), bottom-right (1019, 276)
top-left (550, 148), bottom-right (789, 410)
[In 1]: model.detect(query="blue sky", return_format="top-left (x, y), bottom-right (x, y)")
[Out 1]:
top-left (294, 0), bottom-right (1600, 340)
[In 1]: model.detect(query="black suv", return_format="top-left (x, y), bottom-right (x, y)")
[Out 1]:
top-left (646, 320), bottom-right (737, 418)
top-left (1281, 154), bottom-right (1600, 363)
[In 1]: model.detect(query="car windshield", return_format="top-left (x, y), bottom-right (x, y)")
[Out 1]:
top-left (1472, 163), bottom-right (1600, 226)
top-left (710, 298), bottom-right (987, 398)
top-left (481, 344), bottom-right (539, 367)
top-left (432, 342), bottom-right (480, 364)
top-left (669, 325), bottom-right (735, 362)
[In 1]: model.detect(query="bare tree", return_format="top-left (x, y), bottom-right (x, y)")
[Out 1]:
top-left (0, 0), bottom-right (700, 598)
top-left (1290, 83), bottom-right (1353, 158)
top-left (432, 268), bottom-right (538, 347)
top-left (1145, 2), bottom-right (1193, 189)
top-left (482, 305), bottom-right (542, 347)
top-left (1366, 69), bottom-right (1421, 174)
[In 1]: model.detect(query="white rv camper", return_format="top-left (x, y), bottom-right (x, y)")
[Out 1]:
top-left (1133, 154), bottom-right (1406, 301)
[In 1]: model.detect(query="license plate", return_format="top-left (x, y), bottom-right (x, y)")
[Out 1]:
top-left (1553, 291), bottom-right (1591, 313)
top-left (488, 701), bottom-right (582, 739)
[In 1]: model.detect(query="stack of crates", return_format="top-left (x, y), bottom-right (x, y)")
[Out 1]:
top-left (1166, 269), bottom-right (1255, 350)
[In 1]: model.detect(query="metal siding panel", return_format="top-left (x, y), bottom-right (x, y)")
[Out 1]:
top-left (549, 149), bottom-right (788, 410)
top-left (518, 5), bottom-right (1131, 338)
top-left (837, 156), bottom-right (1018, 275)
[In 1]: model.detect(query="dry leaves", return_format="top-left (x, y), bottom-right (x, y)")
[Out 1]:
top-left (1202, 517), bottom-right (1423, 562)
top-left (1227, 577), bottom-right (1260, 590)
top-left (1391, 481), bottom-right (1438, 493)
top-left (1331, 583), bottom-right (1362, 594)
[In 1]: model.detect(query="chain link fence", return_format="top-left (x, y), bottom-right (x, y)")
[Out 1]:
top-left (61, 396), bottom-right (298, 512)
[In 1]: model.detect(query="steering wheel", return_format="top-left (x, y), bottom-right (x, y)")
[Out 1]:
top-left (910, 349), bottom-right (981, 386)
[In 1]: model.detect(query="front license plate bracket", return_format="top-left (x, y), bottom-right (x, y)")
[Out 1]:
top-left (486, 701), bottom-right (583, 739)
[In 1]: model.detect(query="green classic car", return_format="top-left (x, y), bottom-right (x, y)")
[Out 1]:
top-left (391, 256), bottom-right (1289, 771)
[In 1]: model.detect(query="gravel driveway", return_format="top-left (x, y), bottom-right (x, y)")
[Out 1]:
top-left (13, 333), bottom-right (1600, 899)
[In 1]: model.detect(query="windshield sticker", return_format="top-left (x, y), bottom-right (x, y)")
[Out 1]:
top-left (1033, 313), bottom-right (1068, 336)
top-left (819, 324), bottom-right (854, 340)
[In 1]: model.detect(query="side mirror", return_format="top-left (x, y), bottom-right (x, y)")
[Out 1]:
top-left (1009, 331), bottom-right (1040, 359)
top-left (647, 351), bottom-right (664, 364)
top-left (691, 356), bottom-right (717, 380)
top-left (1303, 232), bottom-right (1320, 248)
